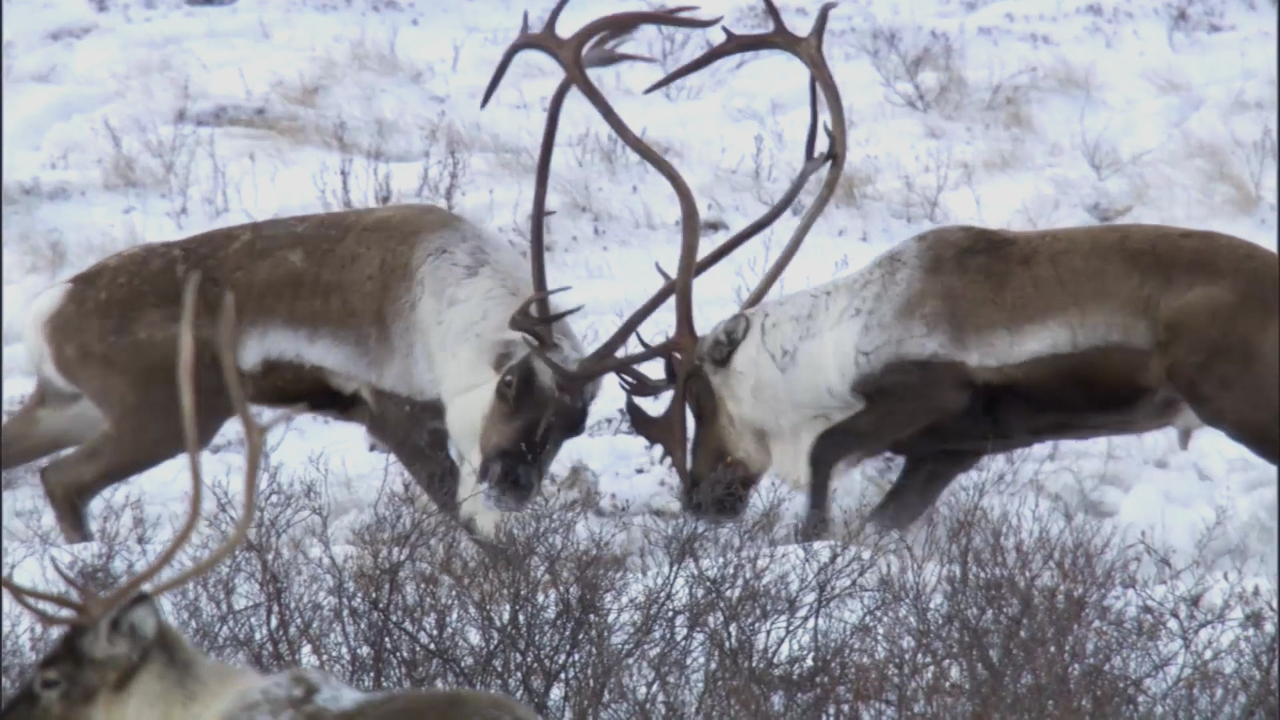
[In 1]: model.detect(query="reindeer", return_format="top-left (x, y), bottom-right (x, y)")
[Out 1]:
top-left (0, 274), bottom-right (541, 720)
top-left (606, 1), bottom-right (1280, 542)
top-left (0, 13), bottom-right (716, 546)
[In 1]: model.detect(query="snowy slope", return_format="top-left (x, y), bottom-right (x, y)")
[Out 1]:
top-left (2, 0), bottom-right (1276, 595)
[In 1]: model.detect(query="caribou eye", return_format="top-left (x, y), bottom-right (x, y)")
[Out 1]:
top-left (36, 671), bottom-right (63, 693)
top-left (497, 372), bottom-right (521, 403)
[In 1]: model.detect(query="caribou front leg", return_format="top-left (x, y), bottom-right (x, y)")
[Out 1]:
top-left (863, 449), bottom-right (984, 531)
top-left (361, 390), bottom-right (461, 518)
top-left (799, 360), bottom-right (975, 543)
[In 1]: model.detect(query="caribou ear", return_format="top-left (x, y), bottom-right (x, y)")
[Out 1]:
top-left (78, 594), bottom-right (162, 663)
top-left (701, 314), bottom-right (751, 368)
top-left (489, 339), bottom-right (525, 374)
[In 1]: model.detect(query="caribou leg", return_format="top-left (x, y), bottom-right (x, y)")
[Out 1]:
top-left (800, 360), bottom-right (975, 542)
top-left (1, 381), bottom-right (104, 472)
top-left (360, 390), bottom-right (461, 518)
top-left (862, 449), bottom-right (985, 532)
top-left (359, 390), bottom-right (508, 555)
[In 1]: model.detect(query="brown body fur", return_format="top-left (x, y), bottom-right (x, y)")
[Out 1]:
top-left (830, 225), bottom-right (1277, 537)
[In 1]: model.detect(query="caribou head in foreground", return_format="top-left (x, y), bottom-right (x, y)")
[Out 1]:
top-left (612, 1), bottom-right (1279, 541)
top-left (0, 275), bottom-right (540, 720)
top-left (0, 7), bottom-right (731, 545)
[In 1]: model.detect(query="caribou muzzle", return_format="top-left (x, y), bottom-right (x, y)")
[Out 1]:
top-left (479, 453), bottom-right (543, 511)
top-left (684, 457), bottom-right (758, 522)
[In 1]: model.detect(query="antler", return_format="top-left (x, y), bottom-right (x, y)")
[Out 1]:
top-left (650, 0), bottom-right (845, 309)
top-left (482, 2), bottom-right (721, 348)
top-left (618, 0), bottom-right (848, 476)
top-left (1, 272), bottom-right (268, 627)
top-left (482, 1), bottom-right (845, 480)
top-left (492, 2), bottom-right (840, 381)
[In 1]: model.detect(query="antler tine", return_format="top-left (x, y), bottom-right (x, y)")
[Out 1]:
top-left (614, 332), bottom-right (679, 398)
top-left (616, 367), bottom-right (672, 398)
top-left (508, 286), bottom-right (583, 346)
top-left (149, 286), bottom-right (264, 598)
top-left (644, 0), bottom-right (846, 310)
top-left (588, 140), bottom-right (834, 372)
top-left (1, 579), bottom-right (80, 626)
top-left (48, 559), bottom-right (94, 599)
top-left (1, 576), bottom-right (83, 626)
top-left (486, 4), bottom-right (715, 343)
top-left (613, 1), bottom-right (846, 483)
top-left (523, 31), bottom-right (656, 333)
top-left (481, 3), bottom-right (716, 109)
top-left (529, 139), bottom-right (834, 386)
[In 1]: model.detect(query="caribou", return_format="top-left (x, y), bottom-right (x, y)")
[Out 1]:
top-left (0, 274), bottom-right (541, 720)
top-left (0, 14), bottom-right (719, 546)
top-left (0, 198), bottom-right (591, 544)
top-left (603, 2), bottom-right (1279, 542)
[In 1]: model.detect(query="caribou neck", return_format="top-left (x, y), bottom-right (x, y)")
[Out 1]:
top-left (740, 287), bottom-right (870, 424)
top-left (97, 626), bottom-right (263, 720)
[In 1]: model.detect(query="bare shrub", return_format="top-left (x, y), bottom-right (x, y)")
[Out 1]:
top-left (1075, 97), bottom-right (1164, 183)
top-left (568, 128), bottom-right (636, 175)
top-left (978, 67), bottom-right (1039, 131)
top-left (1181, 124), bottom-right (1279, 215)
top-left (1232, 123), bottom-right (1279, 206)
top-left (832, 154), bottom-right (880, 209)
top-left (4, 448), bottom-right (1274, 717)
top-left (643, 8), bottom-right (713, 101)
top-left (346, 26), bottom-right (421, 80)
top-left (1164, 0), bottom-right (1232, 50)
top-left (98, 89), bottom-right (234, 228)
top-left (99, 116), bottom-right (199, 203)
top-left (886, 145), bottom-right (954, 224)
top-left (312, 119), bottom-right (398, 211)
top-left (731, 234), bottom-right (776, 305)
top-left (412, 114), bottom-right (472, 213)
top-left (858, 25), bottom-right (966, 116)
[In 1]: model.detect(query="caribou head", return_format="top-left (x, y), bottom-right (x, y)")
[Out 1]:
top-left (613, 0), bottom-right (848, 521)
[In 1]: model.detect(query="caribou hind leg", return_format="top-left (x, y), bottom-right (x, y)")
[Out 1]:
top-left (1, 381), bottom-right (106, 472)
top-left (1159, 288), bottom-right (1279, 465)
top-left (40, 360), bottom-right (234, 544)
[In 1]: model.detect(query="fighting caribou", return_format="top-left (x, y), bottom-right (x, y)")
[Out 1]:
top-left (474, 0), bottom-right (857, 538)
top-left (606, 1), bottom-right (1279, 542)
top-left (0, 13), bottom-right (719, 546)
top-left (0, 275), bottom-right (541, 720)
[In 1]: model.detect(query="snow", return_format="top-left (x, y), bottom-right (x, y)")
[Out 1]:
top-left (1, 0), bottom-right (1276, 679)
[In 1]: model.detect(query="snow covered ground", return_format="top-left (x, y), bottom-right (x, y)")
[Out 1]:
top-left (2, 0), bottom-right (1276, 602)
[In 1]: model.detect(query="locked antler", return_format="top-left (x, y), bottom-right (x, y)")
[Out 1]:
top-left (483, 1), bottom-right (720, 349)
top-left (617, 0), bottom-right (848, 478)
